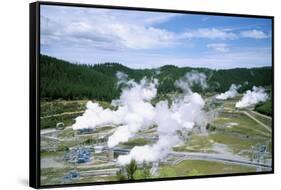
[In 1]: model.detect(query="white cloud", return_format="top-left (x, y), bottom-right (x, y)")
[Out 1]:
top-left (207, 43), bottom-right (229, 52)
top-left (40, 5), bottom-right (272, 69)
top-left (109, 24), bottom-right (176, 49)
top-left (183, 28), bottom-right (237, 40)
top-left (240, 29), bottom-right (269, 39)
top-left (41, 5), bottom-right (179, 50)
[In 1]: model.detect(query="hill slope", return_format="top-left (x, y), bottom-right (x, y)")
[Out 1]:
top-left (40, 54), bottom-right (272, 101)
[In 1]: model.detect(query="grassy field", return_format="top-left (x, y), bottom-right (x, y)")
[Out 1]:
top-left (40, 100), bottom-right (113, 129)
top-left (158, 160), bottom-right (256, 178)
top-left (213, 112), bottom-right (271, 137)
top-left (247, 111), bottom-right (272, 127)
top-left (173, 134), bottom-right (214, 153)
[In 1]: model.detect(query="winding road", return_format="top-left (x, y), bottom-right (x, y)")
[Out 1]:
top-left (242, 111), bottom-right (271, 133)
top-left (169, 151), bottom-right (271, 169)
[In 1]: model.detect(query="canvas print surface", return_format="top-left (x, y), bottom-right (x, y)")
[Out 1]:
top-left (39, 4), bottom-right (273, 186)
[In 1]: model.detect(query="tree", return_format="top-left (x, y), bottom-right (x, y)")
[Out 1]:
top-left (125, 159), bottom-right (138, 180)
top-left (133, 161), bottom-right (152, 180)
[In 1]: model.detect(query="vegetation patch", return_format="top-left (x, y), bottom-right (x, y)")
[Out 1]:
top-left (255, 99), bottom-right (272, 116)
top-left (158, 160), bottom-right (256, 178)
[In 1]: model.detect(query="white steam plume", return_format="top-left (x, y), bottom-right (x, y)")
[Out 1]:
top-left (216, 84), bottom-right (241, 100)
top-left (73, 71), bottom-right (158, 148)
top-left (116, 71), bottom-right (128, 87)
top-left (175, 70), bottom-right (208, 93)
top-left (117, 72), bottom-right (213, 165)
top-left (72, 70), bottom-right (215, 165)
top-left (235, 86), bottom-right (268, 108)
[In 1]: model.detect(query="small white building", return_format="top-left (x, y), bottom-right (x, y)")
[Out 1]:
top-left (94, 145), bottom-right (104, 153)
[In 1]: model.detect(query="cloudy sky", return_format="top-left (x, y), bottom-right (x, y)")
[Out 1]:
top-left (40, 5), bottom-right (272, 69)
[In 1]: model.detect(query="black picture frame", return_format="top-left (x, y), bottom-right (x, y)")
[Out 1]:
top-left (30, 1), bottom-right (274, 189)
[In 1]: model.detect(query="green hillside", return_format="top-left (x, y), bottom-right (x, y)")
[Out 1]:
top-left (40, 54), bottom-right (272, 101)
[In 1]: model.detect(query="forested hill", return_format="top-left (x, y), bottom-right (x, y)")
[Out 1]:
top-left (40, 54), bottom-right (272, 101)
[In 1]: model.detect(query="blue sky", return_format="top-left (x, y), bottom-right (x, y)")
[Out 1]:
top-left (40, 5), bottom-right (272, 69)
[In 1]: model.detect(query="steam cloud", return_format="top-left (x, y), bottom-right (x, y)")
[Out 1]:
top-left (235, 86), bottom-right (268, 108)
top-left (72, 71), bottom-right (215, 165)
top-left (175, 70), bottom-right (208, 93)
top-left (116, 71), bottom-right (129, 87)
top-left (73, 76), bottom-right (158, 148)
top-left (216, 84), bottom-right (241, 100)
top-left (117, 92), bottom-right (209, 165)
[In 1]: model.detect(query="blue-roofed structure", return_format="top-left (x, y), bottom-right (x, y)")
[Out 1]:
top-left (64, 147), bottom-right (92, 164)
top-left (63, 171), bottom-right (80, 182)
